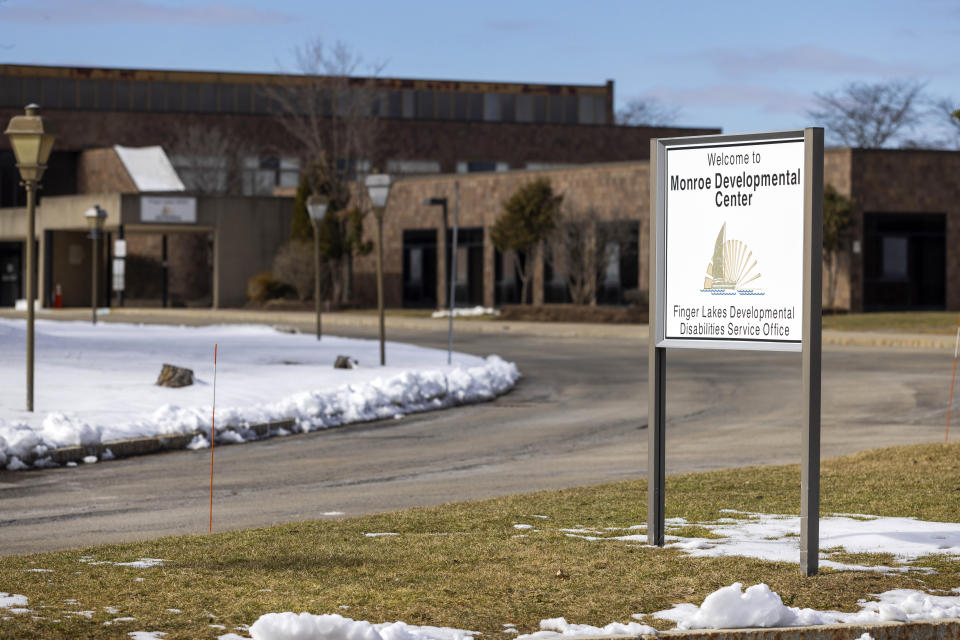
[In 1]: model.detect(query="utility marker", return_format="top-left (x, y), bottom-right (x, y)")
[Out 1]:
top-left (948, 319), bottom-right (960, 443)
top-left (209, 343), bottom-right (218, 533)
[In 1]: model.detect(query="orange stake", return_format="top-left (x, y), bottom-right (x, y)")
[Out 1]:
top-left (210, 343), bottom-right (218, 533)
top-left (948, 323), bottom-right (959, 443)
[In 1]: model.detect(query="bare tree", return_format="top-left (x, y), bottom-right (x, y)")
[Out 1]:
top-left (616, 97), bottom-right (681, 126)
top-left (168, 123), bottom-right (247, 194)
top-left (807, 79), bottom-right (928, 148)
top-left (266, 39), bottom-right (385, 303)
top-left (547, 206), bottom-right (632, 306)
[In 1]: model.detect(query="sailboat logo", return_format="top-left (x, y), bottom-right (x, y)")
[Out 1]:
top-left (702, 223), bottom-right (762, 295)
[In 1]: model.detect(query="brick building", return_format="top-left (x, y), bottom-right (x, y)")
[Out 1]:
top-left (351, 147), bottom-right (960, 314)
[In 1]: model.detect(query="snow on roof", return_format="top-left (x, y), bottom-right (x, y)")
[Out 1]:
top-left (113, 145), bottom-right (185, 192)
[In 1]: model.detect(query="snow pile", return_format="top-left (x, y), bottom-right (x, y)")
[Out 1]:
top-left (652, 582), bottom-right (960, 630)
top-left (0, 320), bottom-right (519, 470)
top-left (568, 511), bottom-right (960, 571)
top-left (248, 612), bottom-right (477, 640)
top-left (431, 306), bottom-right (499, 318)
top-left (517, 617), bottom-right (656, 639)
top-left (0, 592), bottom-right (29, 613)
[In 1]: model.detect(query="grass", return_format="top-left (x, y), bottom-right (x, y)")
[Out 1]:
top-left (3, 443), bottom-right (960, 639)
top-left (822, 311), bottom-right (960, 334)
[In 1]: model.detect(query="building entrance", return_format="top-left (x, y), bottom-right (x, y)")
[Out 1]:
top-left (863, 212), bottom-right (946, 311)
top-left (402, 229), bottom-right (438, 308)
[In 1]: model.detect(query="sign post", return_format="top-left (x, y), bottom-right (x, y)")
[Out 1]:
top-left (648, 128), bottom-right (823, 575)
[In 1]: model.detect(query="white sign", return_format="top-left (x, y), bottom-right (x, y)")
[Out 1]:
top-left (661, 137), bottom-right (804, 350)
top-left (141, 196), bottom-right (197, 224)
top-left (114, 239), bottom-right (127, 258)
top-left (112, 258), bottom-right (125, 291)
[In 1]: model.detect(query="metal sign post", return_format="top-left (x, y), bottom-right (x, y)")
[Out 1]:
top-left (648, 128), bottom-right (823, 575)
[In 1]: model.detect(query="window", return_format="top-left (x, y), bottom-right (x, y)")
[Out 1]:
top-left (1, 77), bottom-right (21, 108)
top-left (547, 96), bottom-right (563, 123)
top-left (578, 95), bottom-right (594, 125)
top-left (236, 85), bottom-right (252, 113)
top-left (483, 93), bottom-right (500, 121)
top-left (41, 78), bottom-right (59, 108)
top-left (278, 157), bottom-right (300, 188)
top-left (453, 93), bottom-right (468, 120)
top-left (150, 82), bottom-right (168, 111)
top-left (184, 83), bottom-right (201, 111)
top-left (76, 80), bottom-right (95, 109)
top-left (533, 95), bottom-right (547, 123)
top-left (416, 90), bottom-right (434, 119)
top-left (564, 95), bottom-right (578, 124)
top-left (218, 84), bottom-right (237, 113)
top-left (468, 93), bottom-right (483, 121)
top-left (386, 91), bottom-right (402, 118)
top-left (201, 83), bottom-right (218, 112)
top-left (882, 237), bottom-right (908, 279)
top-left (115, 81), bottom-right (130, 110)
top-left (500, 94), bottom-right (516, 122)
top-left (401, 90), bottom-right (415, 118)
top-left (96, 80), bottom-right (114, 110)
top-left (436, 92), bottom-right (452, 120)
top-left (457, 161), bottom-right (498, 173)
top-left (60, 79), bottom-right (76, 108)
top-left (387, 159), bottom-right (441, 175)
top-left (131, 82), bottom-right (149, 111)
top-left (22, 77), bottom-right (41, 105)
top-left (516, 95), bottom-right (533, 122)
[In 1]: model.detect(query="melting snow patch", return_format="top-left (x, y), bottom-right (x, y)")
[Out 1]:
top-left (364, 532), bottom-right (399, 537)
top-left (513, 524), bottom-right (533, 530)
top-left (517, 617), bottom-right (657, 639)
top-left (129, 633), bottom-right (167, 640)
top-left (0, 593), bottom-right (28, 610)
top-left (116, 558), bottom-right (165, 568)
top-left (652, 582), bottom-right (960, 630)
top-left (249, 612), bottom-right (478, 640)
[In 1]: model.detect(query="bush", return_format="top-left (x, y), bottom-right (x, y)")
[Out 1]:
top-left (272, 241), bottom-right (315, 302)
top-left (247, 271), bottom-right (295, 304)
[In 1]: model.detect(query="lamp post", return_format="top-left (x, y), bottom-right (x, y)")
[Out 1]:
top-left (365, 173), bottom-right (392, 366)
top-left (85, 205), bottom-right (107, 325)
top-left (4, 104), bottom-right (55, 412)
top-left (306, 194), bottom-right (329, 340)
top-left (424, 195), bottom-right (458, 365)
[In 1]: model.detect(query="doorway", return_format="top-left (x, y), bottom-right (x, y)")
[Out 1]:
top-left (863, 213), bottom-right (946, 310)
top-left (0, 242), bottom-right (22, 307)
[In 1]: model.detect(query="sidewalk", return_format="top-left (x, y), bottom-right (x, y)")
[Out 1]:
top-left (1, 307), bottom-right (955, 349)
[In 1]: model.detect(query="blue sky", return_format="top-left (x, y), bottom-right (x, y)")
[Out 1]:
top-left (2, 0), bottom-right (957, 143)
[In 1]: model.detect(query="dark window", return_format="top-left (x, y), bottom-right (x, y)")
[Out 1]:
top-left (1, 77), bottom-right (21, 108)
top-left (386, 91), bottom-right (402, 118)
top-left (453, 93), bottom-right (468, 120)
top-left (165, 83), bottom-right (183, 111)
top-left (22, 77), bottom-right (41, 105)
top-left (466, 161), bottom-right (497, 173)
top-left (184, 83), bottom-right (201, 111)
top-left (41, 78), bottom-right (59, 108)
top-left (131, 81), bottom-right (149, 110)
top-left (402, 229), bottom-right (438, 309)
top-left (60, 79), bottom-right (75, 108)
top-left (436, 91), bottom-right (452, 120)
top-left (500, 94), bottom-right (516, 122)
top-left (96, 80), bottom-right (114, 110)
top-left (445, 227), bottom-right (484, 307)
top-left (254, 86), bottom-right (270, 114)
top-left (150, 81), bottom-right (168, 111)
top-left (548, 96), bottom-right (563, 123)
top-left (533, 95), bottom-right (547, 123)
top-left (201, 83), bottom-right (218, 112)
top-left (115, 81), bottom-right (130, 110)
top-left (76, 79), bottom-right (95, 108)
top-left (236, 84), bottom-right (251, 113)
top-left (564, 95), bottom-right (579, 124)
top-left (468, 93), bottom-right (483, 121)
top-left (218, 84), bottom-right (236, 113)
top-left (416, 90), bottom-right (434, 119)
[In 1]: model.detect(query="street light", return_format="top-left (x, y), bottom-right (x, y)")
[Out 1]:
top-left (365, 172), bottom-right (392, 366)
top-left (85, 205), bottom-right (107, 325)
top-left (306, 193), bottom-right (329, 340)
top-left (424, 196), bottom-right (458, 365)
top-left (4, 104), bottom-right (55, 412)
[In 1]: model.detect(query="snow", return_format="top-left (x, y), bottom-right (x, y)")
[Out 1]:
top-left (0, 593), bottom-right (28, 610)
top-left (129, 633), bottom-right (167, 640)
top-left (0, 320), bottom-right (519, 469)
top-left (652, 582), bottom-right (960, 630)
top-left (569, 511), bottom-right (960, 572)
top-left (431, 306), bottom-right (500, 318)
top-left (248, 612), bottom-right (477, 640)
top-left (517, 618), bottom-right (657, 639)
top-left (114, 145), bottom-right (185, 192)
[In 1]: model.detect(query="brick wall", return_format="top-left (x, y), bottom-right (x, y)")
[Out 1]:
top-left (76, 148), bottom-right (137, 194)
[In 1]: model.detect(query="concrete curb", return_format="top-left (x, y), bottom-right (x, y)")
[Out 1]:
top-left (579, 617), bottom-right (960, 639)
top-left (31, 419), bottom-right (295, 467)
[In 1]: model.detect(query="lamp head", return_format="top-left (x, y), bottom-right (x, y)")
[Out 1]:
top-left (85, 204), bottom-right (107, 234)
top-left (4, 104), bottom-right (56, 183)
top-left (365, 173), bottom-right (392, 209)
top-left (306, 194), bottom-right (329, 224)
